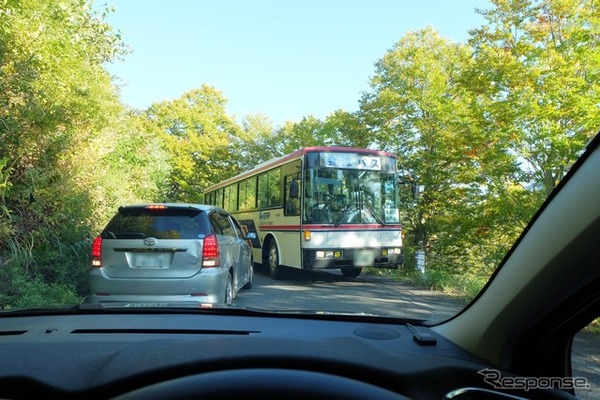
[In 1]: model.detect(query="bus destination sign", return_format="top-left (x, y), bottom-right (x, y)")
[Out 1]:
top-left (322, 153), bottom-right (382, 171)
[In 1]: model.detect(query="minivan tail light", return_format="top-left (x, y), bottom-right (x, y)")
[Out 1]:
top-left (91, 236), bottom-right (102, 268)
top-left (202, 234), bottom-right (220, 268)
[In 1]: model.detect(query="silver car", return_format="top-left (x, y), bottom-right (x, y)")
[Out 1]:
top-left (86, 204), bottom-right (254, 306)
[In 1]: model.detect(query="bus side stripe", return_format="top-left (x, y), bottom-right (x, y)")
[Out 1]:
top-left (259, 224), bottom-right (402, 232)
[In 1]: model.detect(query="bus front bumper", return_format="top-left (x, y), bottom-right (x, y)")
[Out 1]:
top-left (302, 248), bottom-right (404, 270)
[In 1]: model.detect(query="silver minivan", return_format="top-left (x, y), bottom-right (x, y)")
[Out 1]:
top-left (86, 204), bottom-right (254, 306)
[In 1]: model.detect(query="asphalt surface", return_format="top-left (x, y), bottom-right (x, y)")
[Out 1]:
top-left (572, 331), bottom-right (600, 399)
top-left (234, 266), bottom-right (464, 321)
top-left (233, 266), bottom-right (599, 399)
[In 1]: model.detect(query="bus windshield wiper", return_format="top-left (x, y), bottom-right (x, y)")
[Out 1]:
top-left (334, 204), bottom-right (356, 227)
top-left (335, 203), bottom-right (385, 227)
top-left (363, 204), bottom-right (386, 226)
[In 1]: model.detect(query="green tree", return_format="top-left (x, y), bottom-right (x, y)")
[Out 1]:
top-left (360, 1), bottom-right (600, 296)
top-left (283, 112), bottom-right (370, 149)
top-left (0, 0), bottom-right (126, 306)
top-left (321, 110), bottom-right (371, 148)
top-left (235, 114), bottom-right (335, 171)
top-left (359, 28), bottom-right (496, 275)
top-left (141, 85), bottom-right (244, 201)
top-left (275, 116), bottom-right (325, 153)
top-left (81, 110), bottom-right (172, 226)
top-left (233, 110), bottom-right (369, 173)
top-left (235, 112), bottom-right (280, 171)
top-left (468, 0), bottom-right (600, 199)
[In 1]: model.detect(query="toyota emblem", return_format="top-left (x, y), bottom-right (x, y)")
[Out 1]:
top-left (144, 238), bottom-right (157, 246)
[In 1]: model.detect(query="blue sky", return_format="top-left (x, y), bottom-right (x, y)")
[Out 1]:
top-left (99, 1), bottom-right (489, 127)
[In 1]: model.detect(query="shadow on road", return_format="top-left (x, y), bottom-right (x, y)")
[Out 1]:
top-left (258, 266), bottom-right (356, 283)
top-left (241, 265), bottom-right (465, 321)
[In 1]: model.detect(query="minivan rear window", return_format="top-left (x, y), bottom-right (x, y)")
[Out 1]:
top-left (101, 207), bottom-right (211, 239)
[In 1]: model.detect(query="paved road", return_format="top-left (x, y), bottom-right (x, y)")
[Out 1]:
top-left (572, 331), bottom-right (600, 399)
top-left (234, 266), bottom-right (464, 321)
top-left (234, 266), bottom-right (599, 399)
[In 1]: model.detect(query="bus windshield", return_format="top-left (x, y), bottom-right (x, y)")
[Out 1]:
top-left (304, 153), bottom-right (400, 226)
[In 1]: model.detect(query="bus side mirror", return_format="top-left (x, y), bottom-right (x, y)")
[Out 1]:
top-left (289, 179), bottom-right (299, 198)
top-left (412, 183), bottom-right (419, 201)
top-left (398, 175), bottom-right (419, 201)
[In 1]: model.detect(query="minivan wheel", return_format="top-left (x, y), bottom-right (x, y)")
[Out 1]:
top-left (224, 272), bottom-right (233, 306)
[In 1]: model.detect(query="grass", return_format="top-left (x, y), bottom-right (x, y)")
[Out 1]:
top-left (365, 266), bottom-right (599, 334)
top-left (365, 266), bottom-right (485, 304)
top-left (0, 234), bottom-right (84, 309)
top-left (585, 318), bottom-right (600, 334)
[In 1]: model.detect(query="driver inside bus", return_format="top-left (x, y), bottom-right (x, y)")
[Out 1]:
top-left (311, 191), bottom-right (331, 223)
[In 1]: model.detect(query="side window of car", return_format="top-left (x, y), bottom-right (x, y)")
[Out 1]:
top-left (210, 212), bottom-right (235, 237)
top-left (230, 217), bottom-right (243, 238)
top-left (210, 213), bottom-right (223, 235)
top-left (218, 213), bottom-right (235, 237)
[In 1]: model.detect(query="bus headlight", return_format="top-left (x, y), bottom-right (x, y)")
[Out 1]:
top-left (316, 251), bottom-right (342, 259)
top-left (383, 248), bottom-right (402, 256)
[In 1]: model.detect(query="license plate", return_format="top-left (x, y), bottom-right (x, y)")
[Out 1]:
top-left (129, 253), bottom-right (171, 269)
top-left (353, 249), bottom-right (375, 267)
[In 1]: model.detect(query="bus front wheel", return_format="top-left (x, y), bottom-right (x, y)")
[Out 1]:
top-left (267, 241), bottom-right (285, 280)
top-left (341, 267), bottom-right (362, 278)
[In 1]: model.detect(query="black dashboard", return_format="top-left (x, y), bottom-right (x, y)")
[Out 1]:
top-left (0, 310), bottom-right (575, 399)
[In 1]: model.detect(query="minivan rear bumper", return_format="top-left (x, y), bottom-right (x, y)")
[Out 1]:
top-left (83, 294), bottom-right (222, 306)
top-left (86, 267), bottom-right (229, 305)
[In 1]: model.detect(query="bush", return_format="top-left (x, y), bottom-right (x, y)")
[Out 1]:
top-left (0, 234), bottom-right (87, 308)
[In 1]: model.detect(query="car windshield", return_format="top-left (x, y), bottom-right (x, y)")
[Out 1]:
top-left (1, 0), bottom-right (598, 326)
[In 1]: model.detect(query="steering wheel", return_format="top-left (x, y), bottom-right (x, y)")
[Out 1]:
top-left (114, 368), bottom-right (409, 399)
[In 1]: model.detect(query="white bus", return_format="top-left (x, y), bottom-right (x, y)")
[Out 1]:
top-left (203, 147), bottom-right (409, 279)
